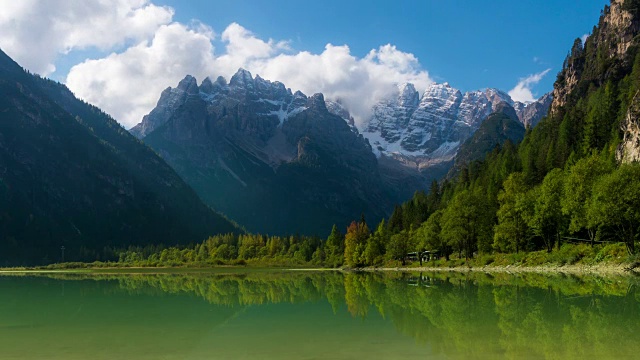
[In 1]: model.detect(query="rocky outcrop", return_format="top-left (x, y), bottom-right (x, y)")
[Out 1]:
top-left (130, 75), bottom-right (200, 138)
top-left (514, 92), bottom-right (553, 128)
top-left (551, 0), bottom-right (640, 114)
top-left (605, 0), bottom-right (640, 58)
top-left (617, 90), bottom-right (640, 163)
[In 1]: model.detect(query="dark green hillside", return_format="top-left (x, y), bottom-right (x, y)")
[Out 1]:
top-left (0, 49), bottom-right (238, 266)
top-left (450, 103), bottom-right (525, 177)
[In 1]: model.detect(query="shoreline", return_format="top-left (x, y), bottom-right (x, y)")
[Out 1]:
top-left (1, 263), bottom-right (638, 276)
top-left (360, 263), bottom-right (639, 275)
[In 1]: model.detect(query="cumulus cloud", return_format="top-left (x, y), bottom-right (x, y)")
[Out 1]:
top-left (66, 23), bottom-right (216, 128)
top-left (508, 69), bottom-right (551, 103)
top-left (581, 33), bottom-right (590, 44)
top-left (248, 43), bottom-right (431, 127)
top-left (1, 1), bottom-right (431, 128)
top-left (67, 21), bottom-right (431, 128)
top-left (0, 0), bottom-right (173, 75)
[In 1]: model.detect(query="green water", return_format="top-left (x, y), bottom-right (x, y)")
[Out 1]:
top-left (1, 270), bottom-right (639, 359)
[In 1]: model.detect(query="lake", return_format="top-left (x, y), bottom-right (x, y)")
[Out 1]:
top-left (0, 269), bottom-right (638, 359)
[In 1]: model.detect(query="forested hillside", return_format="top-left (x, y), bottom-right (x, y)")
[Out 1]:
top-left (372, 0), bottom-right (640, 261)
top-left (0, 49), bottom-right (238, 266)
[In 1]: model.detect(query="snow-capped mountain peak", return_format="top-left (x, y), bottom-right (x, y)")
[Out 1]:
top-left (360, 81), bottom-right (551, 167)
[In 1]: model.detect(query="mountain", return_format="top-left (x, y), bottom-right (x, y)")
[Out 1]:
top-left (512, 93), bottom-right (553, 128)
top-left (0, 49), bottom-right (238, 266)
top-left (133, 70), bottom-right (392, 235)
top-left (450, 102), bottom-right (526, 174)
top-left (359, 82), bottom-right (550, 199)
top-left (132, 66), bottom-right (553, 235)
top-left (361, 83), bottom-right (550, 165)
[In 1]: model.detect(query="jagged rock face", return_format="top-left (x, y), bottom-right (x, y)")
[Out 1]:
top-left (617, 90), bottom-right (640, 163)
top-left (130, 75), bottom-right (200, 138)
top-left (604, 0), bottom-right (639, 59)
top-left (552, 0), bottom-right (639, 114)
top-left (326, 99), bottom-right (357, 130)
top-left (515, 92), bottom-right (553, 128)
top-left (136, 69), bottom-right (390, 235)
top-left (362, 82), bottom-right (550, 168)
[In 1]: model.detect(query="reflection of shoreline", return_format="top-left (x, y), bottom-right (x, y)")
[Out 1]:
top-left (355, 263), bottom-right (637, 275)
top-left (2, 261), bottom-right (637, 276)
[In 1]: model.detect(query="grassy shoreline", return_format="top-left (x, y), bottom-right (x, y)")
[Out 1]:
top-left (1, 262), bottom-right (637, 276)
top-left (2, 243), bottom-right (638, 275)
top-left (365, 263), bottom-right (637, 275)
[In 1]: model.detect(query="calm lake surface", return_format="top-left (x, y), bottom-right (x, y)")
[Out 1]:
top-left (1, 270), bottom-right (639, 359)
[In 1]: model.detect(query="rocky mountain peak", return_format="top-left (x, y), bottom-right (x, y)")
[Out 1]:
top-left (131, 67), bottom-right (390, 236)
top-left (307, 93), bottom-right (327, 111)
top-left (484, 88), bottom-right (513, 106)
top-left (422, 82), bottom-right (462, 103)
top-left (493, 101), bottom-right (519, 121)
top-left (516, 92), bottom-right (553, 128)
top-left (229, 68), bottom-right (255, 95)
top-left (199, 77), bottom-right (215, 93)
top-left (326, 99), bottom-right (356, 129)
top-left (397, 83), bottom-right (420, 107)
top-left (362, 80), bottom-right (551, 167)
top-left (177, 75), bottom-right (199, 94)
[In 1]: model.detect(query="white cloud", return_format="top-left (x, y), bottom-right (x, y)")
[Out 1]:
top-left (66, 23), bottom-right (216, 128)
top-left (508, 69), bottom-right (551, 103)
top-left (0, 0), bottom-right (173, 75)
top-left (201, 24), bottom-right (431, 127)
top-left (0, 1), bottom-right (432, 129)
top-left (67, 21), bottom-right (431, 128)
top-left (581, 33), bottom-right (590, 44)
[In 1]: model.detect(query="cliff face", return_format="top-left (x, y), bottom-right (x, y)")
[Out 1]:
top-left (552, 0), bottom-right (640, 114)
top-left (137, 70), bottom-right (391, 235)
top-left (618, 91), bottom-right (640, 163)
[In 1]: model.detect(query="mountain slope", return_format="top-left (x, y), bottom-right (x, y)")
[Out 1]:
top-left (136, 70), bottom-right (392, 235)
top-left (452, 102), bottom-right (526, 173)
top-left (0, 49), bottom-right (238, 266)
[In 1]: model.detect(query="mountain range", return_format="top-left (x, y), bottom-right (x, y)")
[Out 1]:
top-left (131, 71), bottom-right (392, 235)
top-left (362, 82), bottom-right (550, 165)
top-left (130, 68), bottom-right (551, 235)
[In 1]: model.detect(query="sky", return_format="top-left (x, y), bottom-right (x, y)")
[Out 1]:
top-left (0, 0), bottom-right (608, 128)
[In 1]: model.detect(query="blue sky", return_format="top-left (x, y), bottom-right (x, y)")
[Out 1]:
top-left (0, 0), bottom-right (608, 127)
top-left (158, 0), bottom-right (607, 94)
